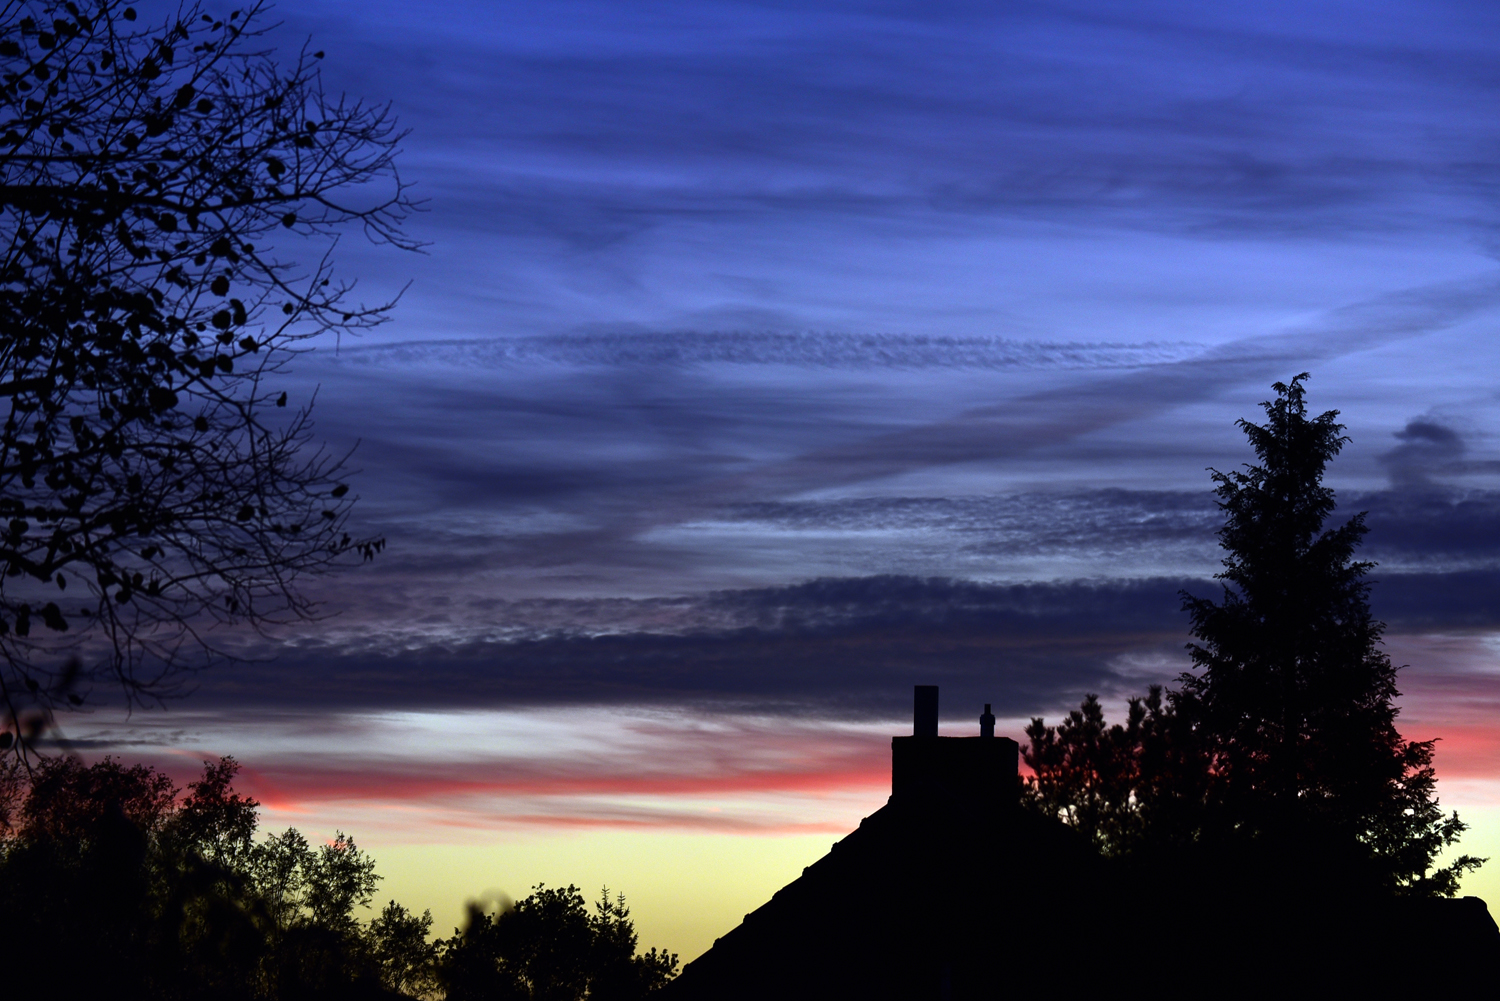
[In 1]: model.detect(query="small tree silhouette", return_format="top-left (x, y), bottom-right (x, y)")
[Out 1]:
top-left (440, 884), bottom-right (678, 1001)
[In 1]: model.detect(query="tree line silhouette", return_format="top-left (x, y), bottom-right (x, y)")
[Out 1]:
top-left (0, 754), bottom-right (678, 1000)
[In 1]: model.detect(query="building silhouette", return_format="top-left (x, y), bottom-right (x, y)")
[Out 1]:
top-left (663, 686), bottom-right (1500, 999)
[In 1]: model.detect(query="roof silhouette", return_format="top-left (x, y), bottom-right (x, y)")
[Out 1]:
top-left (663, 686), bottom-right (1500, 999)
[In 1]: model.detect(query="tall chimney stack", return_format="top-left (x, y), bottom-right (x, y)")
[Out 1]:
top-left (914, 685), bottom-right (938, 737)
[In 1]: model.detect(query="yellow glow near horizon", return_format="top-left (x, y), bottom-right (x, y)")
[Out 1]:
top-left (281, 792), bottom-right (1500, 967)
top-left (1437, 800), bottom-right (1500, 909)
top-left (362, 831), bottom-right (838, 963)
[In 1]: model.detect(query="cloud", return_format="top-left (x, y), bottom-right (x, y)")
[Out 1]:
top-left (230, 0), bottom-right (1500, 368)
top-left (58, 609), bottom-right (1500, 835)
top-left (1380, 418), bottom-right (1467, 486)
top-left (241, 721), bottom-right (891, 810)
top-left (123, 0), bottom-right (1500, 740)
top-left (328, 333), bottom-right (1206, 372)
top-left (187, 575), bottom-right (1195, 717)
top-left (54, 702), bottom-right (901, 834)
top-left (158, 566), bottom-right (1500, 723)
top-left (1358, 490), bottom-right (1500, 563)
top-left (281, 0), bottom-right (1500, 251)
top-left (274, 272), bottom-right (1500, 611)
top-left (1370, 570), bottom-right (1500, 629)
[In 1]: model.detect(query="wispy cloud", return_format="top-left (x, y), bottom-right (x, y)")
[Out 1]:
top-left (294, 0), bottom-right (1500, 240)
top-left (59, 706), bottom-right (896, 834)
top-left (270, 272), bottom-right (1500, 609)
top-left (329, 333), bottom-right (1206, 371)
top-left (131, 568), bottom-right (1492, 724)
top-left (225, 0), bottom-right (1500, 351)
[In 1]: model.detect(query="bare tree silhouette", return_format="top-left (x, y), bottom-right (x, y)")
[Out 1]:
top-left (0, 0), bottom-right (419, 748)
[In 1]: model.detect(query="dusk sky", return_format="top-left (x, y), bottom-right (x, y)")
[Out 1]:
top-left (71, 0), bottom-right (1500, 959)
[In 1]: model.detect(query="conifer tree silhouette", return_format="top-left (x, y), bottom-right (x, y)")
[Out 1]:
top-left (1027, 375), bottom-right (1481, 895)
top-left (1178, 374), bottom-right (1478, 892)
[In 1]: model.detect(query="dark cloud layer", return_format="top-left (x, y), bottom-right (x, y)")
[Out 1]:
top-left (199, 575), bottom-right (1195, 719)
top-left (1359, 489), bottom-right (1500, 562)
top-left (192, 568), bottom-right (1500, 722)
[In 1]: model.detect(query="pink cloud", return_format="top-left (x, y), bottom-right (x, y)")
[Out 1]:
top-left (215, 719), bottom-right (896, 832)
top-left (242, 759), bottom-right (890, 809)
top-left (61, 647), bottom-right (1500, 838)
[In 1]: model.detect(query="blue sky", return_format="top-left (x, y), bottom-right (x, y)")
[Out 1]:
top-left (222, 0), bottom-right (1500, 713)
top-left (84, 0), bottom-right (1500, 959)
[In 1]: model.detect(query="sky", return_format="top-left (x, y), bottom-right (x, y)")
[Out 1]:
top-left (59, 0), bottom-right (1500, 961)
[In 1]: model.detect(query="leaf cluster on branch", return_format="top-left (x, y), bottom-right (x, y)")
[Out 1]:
top-left (0, 0), bottom-right (417, 742)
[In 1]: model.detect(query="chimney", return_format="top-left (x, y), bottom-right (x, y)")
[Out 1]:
top-left (913, 685), bottom-right (938, 737)
top-left (891, 686), bottom-right (1019, 808)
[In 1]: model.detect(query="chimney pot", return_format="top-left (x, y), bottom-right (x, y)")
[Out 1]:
top-left (980, 703), bottom-right (995, 738)
top-left (914, 685), bottom-right (938, 737)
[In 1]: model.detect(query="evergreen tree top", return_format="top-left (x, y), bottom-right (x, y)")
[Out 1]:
top-left (1211, 372), bottom-right (1369, 611)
